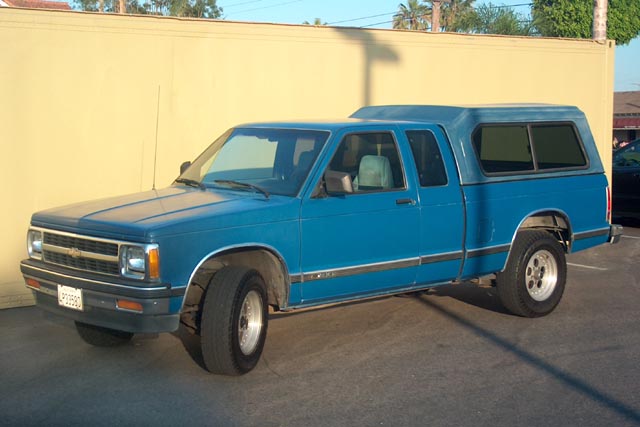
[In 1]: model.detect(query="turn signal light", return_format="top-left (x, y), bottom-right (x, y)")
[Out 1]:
top-left (116, 300), bottom-right (143, 313)
top-left (25, 278), bottom-right (41, 289)
top-left (148, 247), bottom-right (160, 280)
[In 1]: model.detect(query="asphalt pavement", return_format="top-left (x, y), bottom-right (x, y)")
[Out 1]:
top-left (1, 223), bottom-right (639, 426)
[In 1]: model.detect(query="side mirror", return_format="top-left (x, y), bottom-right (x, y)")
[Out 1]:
top-left (180, 161), bottom-right (191, 175)
top-left (324, 170), bottom-right (353, 195)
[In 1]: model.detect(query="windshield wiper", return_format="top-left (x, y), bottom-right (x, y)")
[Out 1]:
top-left (214, 180), bottom-right (270, 199)
top-left (175, 178), bottom-right (206, 190)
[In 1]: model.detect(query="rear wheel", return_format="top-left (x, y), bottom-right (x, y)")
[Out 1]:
top-left (75, 321), bottom-right (134, 347)
top-left (496, 230), bottom-right (567, 317)
top-left (200, 266), bottom-right (268, 375)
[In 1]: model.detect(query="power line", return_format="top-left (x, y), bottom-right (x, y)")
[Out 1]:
top-left (223, 2), bottom-right (534, 27)
top-left (476, 3), bottom-right (533, 9)
top-left (327, 12), bottom-right (397, 26)
top-left (360, 20), bottom-right (395, 29)
top-left (484, 2), bottom-right (532, 9)
top-left (225, 0), bottom-right (303, 16)
top-left (220, 0), bottom-right (265, 9)
top-left (340, 3), bottom-right (534, 29)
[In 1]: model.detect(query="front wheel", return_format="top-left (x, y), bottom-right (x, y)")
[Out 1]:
top-left (200, 267), bottom-right (268, 375)
top-left (496, 230), bottom-right (567, 318)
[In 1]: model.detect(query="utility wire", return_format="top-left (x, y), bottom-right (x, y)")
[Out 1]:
top-left (327, 12), bottom-right (397, 25)
top-left (225, 2), bottom-right (533, 27)
top-left (220, 0), bottom-right (265, 9)
top-left (226, 0), bottom-right (302, 16)
top-left (484, 2), bottom-right (532, 9)
top-left (360, 20), bottom-right (395, 28)
top-left (338, 3), bottom-right (534, 29)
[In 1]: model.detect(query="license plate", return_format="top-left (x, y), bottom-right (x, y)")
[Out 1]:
top-left (58, 285), bottom-right (84, 311)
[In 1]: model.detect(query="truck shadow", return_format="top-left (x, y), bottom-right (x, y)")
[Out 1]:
top-left (170, 280), bottom-right (512, 373)
top-left (424, 280), bottom-right (511, 315)
top-left (172, 326), bottom-right (207, 370)
top-left (413, 294), bottom-right (640, 425)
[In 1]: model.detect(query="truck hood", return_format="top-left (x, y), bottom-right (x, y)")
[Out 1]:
top-left (31, 186), bottom-right (298, 240)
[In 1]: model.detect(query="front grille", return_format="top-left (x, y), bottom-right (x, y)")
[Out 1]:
top-left (42, 231), bottom-right (120, 276)
top-left (44, 251), bottom-right (120, 275)
top-left (44, 233), bottom-right (118, 256)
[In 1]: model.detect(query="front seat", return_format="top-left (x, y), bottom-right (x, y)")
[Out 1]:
top-left (354, 155), bottom-right (394, 191)
top-left (291, 150), bottom-right (315, 185)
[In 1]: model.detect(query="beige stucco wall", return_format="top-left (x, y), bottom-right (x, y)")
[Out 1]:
top-left (0, 8), bottom-right (614, 308)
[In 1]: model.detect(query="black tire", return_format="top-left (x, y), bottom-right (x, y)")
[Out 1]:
top-left (200, 266), bottom-right (268, 375)
top-left (496, 230), bottom-right (567, 318)
top-left (75, 321), bottom-right (134, 347)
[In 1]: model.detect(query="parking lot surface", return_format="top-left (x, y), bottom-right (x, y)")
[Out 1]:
top-left (1, 224), bottom-right (639, 426)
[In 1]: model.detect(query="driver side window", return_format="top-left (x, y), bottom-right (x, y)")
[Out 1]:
top-left (327, 132), bottom-right (406, 193)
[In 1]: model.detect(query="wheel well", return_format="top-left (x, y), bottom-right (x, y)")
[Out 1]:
top-left (180, 247), bottom-right (289, 333)
top-left (519, 211), bottom-right (572, 252)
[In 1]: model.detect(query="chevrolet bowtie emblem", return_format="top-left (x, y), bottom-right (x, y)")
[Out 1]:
top-left (67, 247), bottom-right (82, 258)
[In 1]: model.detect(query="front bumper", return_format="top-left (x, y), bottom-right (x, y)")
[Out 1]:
top-left (609, 224), bottom-right (623, 244)
top-left (20, 259), bottom-right (184, 333)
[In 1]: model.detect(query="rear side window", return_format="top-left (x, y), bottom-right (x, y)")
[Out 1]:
top-left (473, 126), bottom-right (533, 173)
top-left (473, 123), bottom-right (587, 175)
top-left (406, 130), bottom-right (448, 187)
top-left (531, 125), bottom-right (586, 169)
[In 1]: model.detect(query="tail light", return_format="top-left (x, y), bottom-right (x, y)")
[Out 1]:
top-left (606, 187), bottom-right (612, 223)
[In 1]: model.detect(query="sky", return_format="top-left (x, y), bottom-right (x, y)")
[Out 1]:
top-left (217, 0), bottom-right (640, 92)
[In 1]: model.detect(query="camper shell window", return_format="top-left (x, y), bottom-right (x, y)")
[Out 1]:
top-left (472, 122), bottom-right (588, 175)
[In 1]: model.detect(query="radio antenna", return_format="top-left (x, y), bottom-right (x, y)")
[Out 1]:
top-left (152, 85), bottom-right (161, 190)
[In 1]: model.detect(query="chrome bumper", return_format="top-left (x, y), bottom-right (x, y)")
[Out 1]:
top-left (609, 224), bottom-right (623, 244)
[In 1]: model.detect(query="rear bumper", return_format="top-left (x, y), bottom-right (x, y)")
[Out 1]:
top-left (609, 224), bottom-right (623, 244)
top-left (21, 259), bottom-right (183, 333)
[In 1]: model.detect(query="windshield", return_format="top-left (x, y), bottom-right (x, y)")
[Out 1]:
top-left (613, 139), bottom-right (640, 167)
top-left (178, 128), bottom-right (330, 196)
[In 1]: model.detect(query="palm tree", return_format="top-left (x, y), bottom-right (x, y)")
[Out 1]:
top-left (440, 0), bottom-right (475, 32)
top-left (393, 0), bottom-right (431, 30)
top-left (303, 18), bottom-right (327, 25)
top-left (429, 0), bottom-right (449, 32)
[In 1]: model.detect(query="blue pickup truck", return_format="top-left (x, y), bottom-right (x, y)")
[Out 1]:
top-left (21, 105), bottom-right (621, 375)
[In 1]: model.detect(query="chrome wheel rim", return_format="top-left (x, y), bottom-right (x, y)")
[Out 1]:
top-left (525, 249), bottom-right (558, 301)
top-left (238, 290), bottom-right (263, 355)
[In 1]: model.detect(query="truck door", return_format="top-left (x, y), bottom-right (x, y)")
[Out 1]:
top-left (299, 128), bottom-right (420, 304)
top-left (399, 126), bottom-right (465, 285)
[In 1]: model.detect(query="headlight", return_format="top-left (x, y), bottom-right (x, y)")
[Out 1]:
top-left (27, 229), bottom-right (43, 259)
top-left (120, 244), bottom-right (159, 280)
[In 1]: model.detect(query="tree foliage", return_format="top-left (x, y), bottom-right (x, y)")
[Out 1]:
top-left (393, 0), bottom-right (531, 35)
top-left (391, 0), bottom-right (640, 42)
top-left (456, 3), bottom-right (535, 35)
top-left (439, 0), bottom-right (476, 32)
top-left (72, 0), bottom-right (222, 18)
top-left (393, 0), bottom-right (431, 30)
top-left (303, 18), bottom-right (327, 25)
top-left (532, 0), bottom-right (640, 45)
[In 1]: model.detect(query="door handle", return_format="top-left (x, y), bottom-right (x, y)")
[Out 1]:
top-left (396, 198), bottom-right (416, 206)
